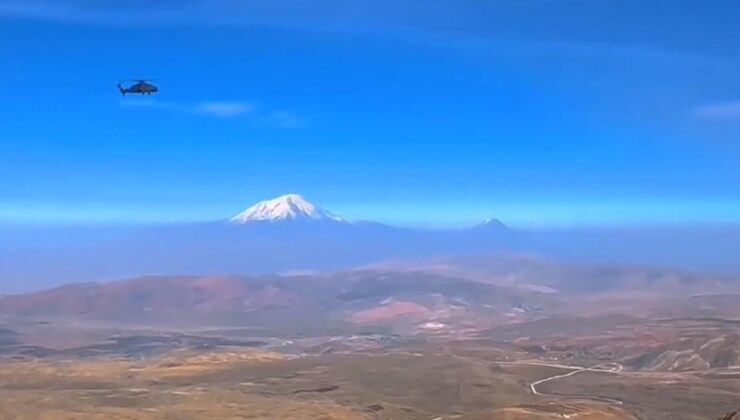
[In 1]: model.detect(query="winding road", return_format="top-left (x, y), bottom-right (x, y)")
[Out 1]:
top-left (490, 360), bottom-right (626, 405)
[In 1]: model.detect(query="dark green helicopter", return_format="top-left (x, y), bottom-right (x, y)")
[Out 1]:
top-left (117, 79), bottom-right (159, 96)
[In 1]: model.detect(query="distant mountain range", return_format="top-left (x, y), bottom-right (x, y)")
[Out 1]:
top-left (1, 193), bottom-right (740, 293)
top-left (0, 194), bottom-right (514, 291)
top-left (2, 254), bottom-right (738, 334)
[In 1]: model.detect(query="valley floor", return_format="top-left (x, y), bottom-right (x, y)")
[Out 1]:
top-left (0, 321), bottom-right (738, 420)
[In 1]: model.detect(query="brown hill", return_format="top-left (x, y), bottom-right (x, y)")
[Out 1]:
top-left (0, 271), bottom-right (554, 331)
top-left (351, 300), bottom-right (431, 324)
top-left (376, 254), bottom-right (740, 295)
top-left (0, 276), bottom-right (296, 321)
top-left (629, 333), bottom-right (740, 372)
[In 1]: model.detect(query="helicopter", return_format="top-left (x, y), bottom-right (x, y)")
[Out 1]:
top-left (117, 79), bottom-right (159, 96)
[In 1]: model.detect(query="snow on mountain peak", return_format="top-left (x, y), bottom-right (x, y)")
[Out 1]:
top-left (229, 194), bottom-right (348, 223)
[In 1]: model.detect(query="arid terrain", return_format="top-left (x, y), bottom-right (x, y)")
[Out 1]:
top-left (1, 258), bottom-right (739, 419)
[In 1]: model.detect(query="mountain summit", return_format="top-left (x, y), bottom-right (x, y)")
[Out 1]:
top-left (477, 218), bottom-right (507, 229)
top-left (230, 194), bottom-right (348, 224)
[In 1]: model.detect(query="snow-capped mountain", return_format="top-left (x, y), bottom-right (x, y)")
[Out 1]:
top-left (229, 194), bottom-right (348, 224)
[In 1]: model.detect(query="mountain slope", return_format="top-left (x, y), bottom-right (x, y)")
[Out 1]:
top-left (0, 271), bottom-right (555, 331)
top-left (230, 194), bottom-right (347, 224)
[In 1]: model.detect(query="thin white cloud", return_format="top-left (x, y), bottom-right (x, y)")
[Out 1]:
top-left (0, 0), bottom-right (343, 26)
top-left (119, 98), bottom-right (298, 125)
top-left (0, 0), bottom-right (192, 24)
top-left (194, 102), bottom-right (255, 118)
top-left (694, 101), bottom-right (740, 120)
top-left (1, 0), bottom-right (725, 69)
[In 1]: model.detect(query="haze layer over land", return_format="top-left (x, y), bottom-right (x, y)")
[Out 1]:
top-left (2, 194), bottom-right (739, 293)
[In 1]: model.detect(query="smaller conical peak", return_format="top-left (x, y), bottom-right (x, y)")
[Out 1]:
top-left (475, 218), bottom-right (508, 229)
top-left (230, 194), bottom-right (347, 224)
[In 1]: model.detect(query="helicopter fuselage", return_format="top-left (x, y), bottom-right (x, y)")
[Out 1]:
top-left (118, 81), bottom-right (159, 96)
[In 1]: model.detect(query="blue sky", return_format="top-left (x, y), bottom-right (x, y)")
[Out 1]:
top-left (2, 0), bottom-right (740, 227)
